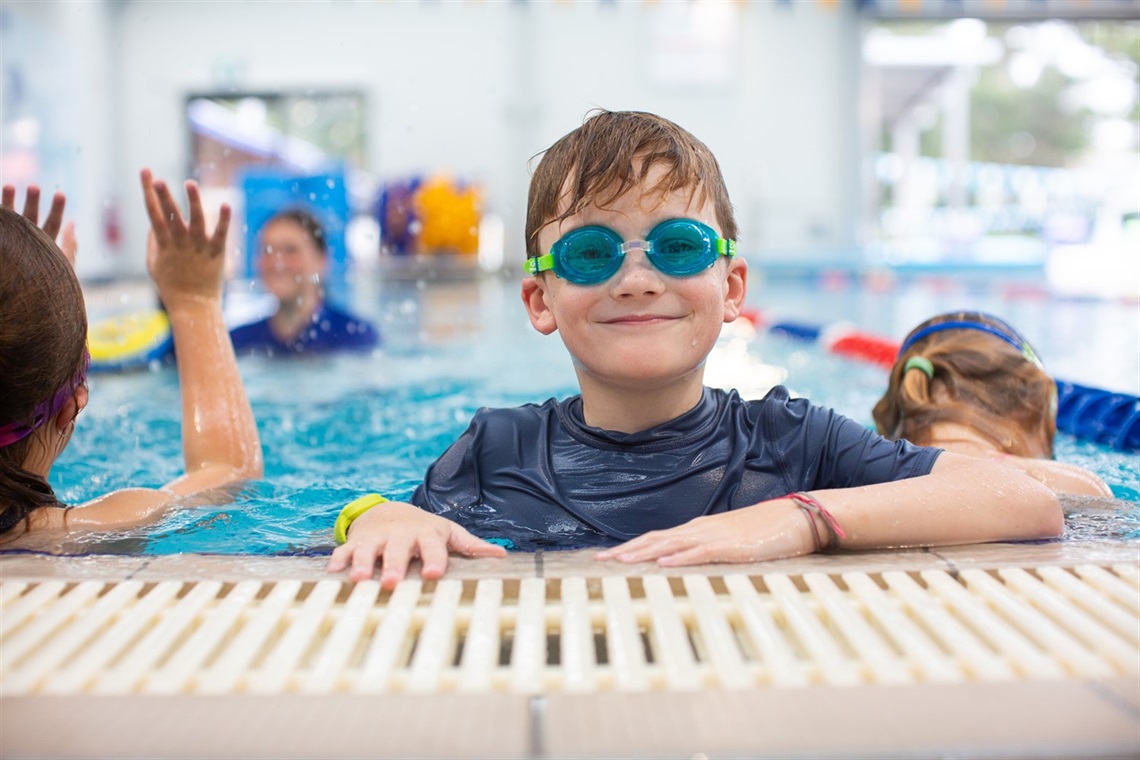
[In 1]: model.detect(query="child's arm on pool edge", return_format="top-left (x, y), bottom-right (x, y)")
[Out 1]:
top-left (596, 451), bottom-right (1062, 566)
top-left (326, 501), bottom-right (507, 587)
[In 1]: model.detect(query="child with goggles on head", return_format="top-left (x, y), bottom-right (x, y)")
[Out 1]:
top-left (0, 173), bottom-right (262, 542)
top-left (874, 311), bottom-right (1112, 498)
top-left (327, 109), bottom-right (1061, 586)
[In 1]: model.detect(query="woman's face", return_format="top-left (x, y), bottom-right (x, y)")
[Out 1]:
top-left (257, 219), bottom-right (326, 303)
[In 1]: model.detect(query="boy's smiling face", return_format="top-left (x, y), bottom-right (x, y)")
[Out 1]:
top-left (522, 163), bottom-right (747, 402)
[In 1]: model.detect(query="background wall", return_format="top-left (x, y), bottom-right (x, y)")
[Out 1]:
top-left (3, 0), bottom-right (861, 280)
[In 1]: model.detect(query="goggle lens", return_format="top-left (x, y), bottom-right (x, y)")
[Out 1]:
top-left (528, 219), bottom-right (734, 285)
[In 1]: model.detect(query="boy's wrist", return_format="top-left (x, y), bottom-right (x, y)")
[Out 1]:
top-left (334, 493), bottom-right (389, 543)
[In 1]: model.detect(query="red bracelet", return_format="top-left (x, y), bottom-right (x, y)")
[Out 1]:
top-left (787, 492), bottom-right (846, 552)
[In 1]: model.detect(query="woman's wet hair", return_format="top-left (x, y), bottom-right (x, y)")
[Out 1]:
top-left (872, 313), bottom-right (1056, 458)
top-left (265, 208), bottom-right (327, 255)
top-left (525, 109), bottom-right (737, 257)
top-left (0, 207), bottom-right (88, 530)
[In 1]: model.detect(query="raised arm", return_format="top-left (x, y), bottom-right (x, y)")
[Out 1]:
top-left (140, 169), bottom-right (263, 493)
top-left (597, 451), bottom-right (1062, 567)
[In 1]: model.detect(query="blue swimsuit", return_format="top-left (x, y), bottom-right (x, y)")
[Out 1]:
top-left (229, 304), bottom-right (379, 355)
top-left (409, 386), bottom-right (941, 550)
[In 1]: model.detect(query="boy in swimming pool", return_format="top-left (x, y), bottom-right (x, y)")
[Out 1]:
top-left (327, 110), bottom-right (1061, 587)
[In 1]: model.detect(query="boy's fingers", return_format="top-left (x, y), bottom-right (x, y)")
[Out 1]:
top-left (418, 538), bottom-right (450, 579)
top-left (348, 539), bottom-right (384, 582)
top-left (379, 538), bottom-right (414, 589)
top-left (326, 545), bottom-right (349, 572)
top-left (450, 529), bottom-right (507, 558)
top-left (2, 185), bottom-right (15, 209)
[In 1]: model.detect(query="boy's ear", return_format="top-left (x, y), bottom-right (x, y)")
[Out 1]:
top-left (521, 276), bottom-right (558, 335)
top-left (722, 257), bottom-right (748, 323)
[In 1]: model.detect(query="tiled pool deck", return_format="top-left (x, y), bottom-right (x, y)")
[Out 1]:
top-left (2, 541), bottom-right (1138, 759)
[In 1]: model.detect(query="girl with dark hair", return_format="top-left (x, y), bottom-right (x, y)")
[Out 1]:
top-left (873, 311), bottom-right (1111, 498)
top-left (228, 208), bottom-right (378, 354)
top-left (0, 171), bottom-right (262, 541)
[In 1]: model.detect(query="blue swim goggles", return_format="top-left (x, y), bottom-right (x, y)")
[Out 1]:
top-left (525, 218), bottom-right (737, 286)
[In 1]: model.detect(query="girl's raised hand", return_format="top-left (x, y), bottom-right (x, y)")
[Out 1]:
top-left (140, 169), bottom-right (231, 307)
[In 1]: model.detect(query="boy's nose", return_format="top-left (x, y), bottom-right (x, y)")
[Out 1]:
top-left (609, 249), bottom-right (665, 297)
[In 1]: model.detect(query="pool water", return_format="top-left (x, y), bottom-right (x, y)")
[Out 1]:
top-left (36, 272), bottom-right (1140, 555)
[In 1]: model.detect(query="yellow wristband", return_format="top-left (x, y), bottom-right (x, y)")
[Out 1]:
top-left (333, 493), bottom-right (389, 544)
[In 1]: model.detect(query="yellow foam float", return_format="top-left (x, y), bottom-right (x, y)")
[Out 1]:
top-left (87, 309), bottom-right (173, 371)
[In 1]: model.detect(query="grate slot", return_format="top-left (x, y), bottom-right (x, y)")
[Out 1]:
top-left (299, 580), bottom-right (382, 694)
top-left (559, 577), bottom-right (595, 691)
top-left (642, 575), bottom-right (699, 690)
top-left (998, 568), bottom-right (1138, 676)
top-left (407, 579), bottom-right (463, 692)
top-left (147, 580), bottom-right (263, 694)
top-left (2, 581), bottom-right (142, 694)
top-left (196, 580), bottom-right (302, 694)
top-left (683, 575), bottom-right (750, 689)
top-left (0, 580), bottom-right (68, 640)
top-left (1036, 566), bottom-right (1138, 642)
top-left (456, 579), bottom-right (503, 692)
top-left (960, 569), bottom-right (1115, 678)
top-left (94, 581), bottom-right (223, 694)
top-left (922, 570), bottom-right (1064, 679)
top-left (41, 581), bottom-right (183, 694)
top-left (767, 573), bottom-right (860, 686)
top-left (842, 572), bottom-right (963, 684)
top-left (600, 576), bottom-right (649, 690)
top-left (509, 577), bottom-right (547, 694)
top-left (1, 581), bottom-right (105, 672)
top-left (1075, 565), bottom-right (1140, 612)
top-left (803, 573), bottom-right (911, 685)
top-left (880, 571), bottom-right (1014, 681)
top-left (357, 580), bottom-right (420, 693)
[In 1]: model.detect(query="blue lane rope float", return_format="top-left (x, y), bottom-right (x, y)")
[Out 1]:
top-left (756, 312), bottom-right (1140, 452)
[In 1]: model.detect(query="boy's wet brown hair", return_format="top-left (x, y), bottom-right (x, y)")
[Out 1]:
top-left (872, 313), bottom-right (1057, 459)
top-left (525, 110), bottom-right (737, 257)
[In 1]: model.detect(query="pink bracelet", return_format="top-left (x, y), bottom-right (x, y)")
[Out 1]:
top-left (788, 492), bottom-right (846, 552)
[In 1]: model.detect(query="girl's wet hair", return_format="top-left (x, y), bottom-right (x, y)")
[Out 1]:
top-left (872, 312), bottom-right (1057, 458)
top-left (265, 208), bottom-right (327, 254)
top-left (525, 110), bottom-right (737, 257)
top-left (0, 207), bottom-right (88, 530)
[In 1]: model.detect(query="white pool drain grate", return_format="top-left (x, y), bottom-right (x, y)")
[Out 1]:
top-left (2, 565), bottom-right (1137, 696)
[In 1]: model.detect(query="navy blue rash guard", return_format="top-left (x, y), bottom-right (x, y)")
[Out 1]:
top-left (229, 304), bottom-right (378, 355)
top-left (409, 386), bottom-right (941, 550)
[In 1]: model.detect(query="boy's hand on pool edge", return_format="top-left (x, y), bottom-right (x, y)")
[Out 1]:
top-left (595, 499), bottom-right (816, 567)
top-left (326, 501), bottom-right (507, 587)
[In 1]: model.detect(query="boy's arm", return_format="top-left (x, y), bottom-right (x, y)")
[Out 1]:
top-left (326, 501), bottom-right (506, 587)
top-left (597, 451), bottom-right (1062, 567)
top-left (140, 170), bottom-right (263, 494)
